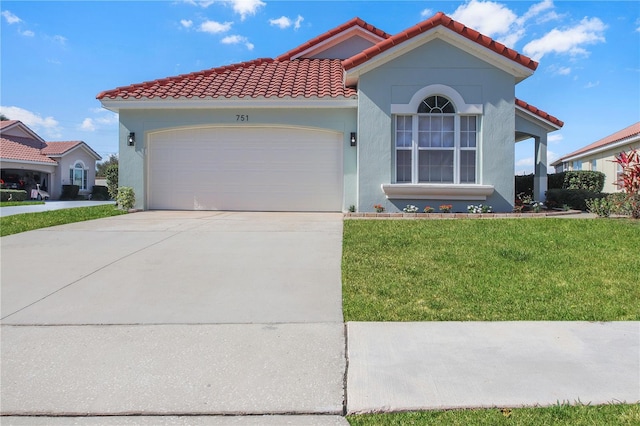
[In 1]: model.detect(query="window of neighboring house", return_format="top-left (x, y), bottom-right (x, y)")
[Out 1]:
top-left (395, 95), bottom-right (477, 184)
top-left (591, 159), bottom-right (597, 170)
top-left (572, 160), bottom-right (582, 170)
top-left (70, 161), bottom-right (88, 190)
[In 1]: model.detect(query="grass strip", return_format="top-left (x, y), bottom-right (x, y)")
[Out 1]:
top-left (0, 201), bottom-right (45, 207)
top-left (0, 204), bottom-right (126, 237)
top-left (347, 403), bottom-right (640, 426)
top-left (342, 218), bottom-right (640, 321)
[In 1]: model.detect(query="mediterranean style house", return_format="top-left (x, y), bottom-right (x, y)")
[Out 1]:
top-left (551, 122), bottom-right (640, 193)
top-left (97, 12), bottom-right (563, 212)
top-left (0, 120), bottom-right (101, 200)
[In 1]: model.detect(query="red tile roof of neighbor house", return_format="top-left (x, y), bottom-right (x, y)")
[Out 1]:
top-left (97, 13), bottom-right (557, 125)
top-left (556, 121), bottom-right (640, 162)
top-left (41, 141), bottom-right (84, 156)
top-left (515, 99), bottom-right (564, 128)
top-left (0, 135), bottom-right (57, 164)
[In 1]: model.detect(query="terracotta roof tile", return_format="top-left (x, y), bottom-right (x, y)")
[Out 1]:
top-left (515, 99), bottom-right (564, 128)
top-left (0, 120), bottom-right (19, 129)
top-left (41, 141), bottom-right (83, 155)
top-left (276, 17), bottom-right (392, 61)
top-left (342, 12), bottom-right (538, 72)
top-left (557, 121), bottom-right (640, 162)
top-left (0, 135), bottom-right (57, 164)
top-left (97, 58), bottom-right (356, 101)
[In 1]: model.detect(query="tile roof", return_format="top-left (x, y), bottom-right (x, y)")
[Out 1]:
top-left (41, 141), bottom-right (83, 156)
top-left (341, 12), bottom-right (538, 72)
top-left (97, 58), bottom-right (357, 100)
top-left (515, 99), bottom-right (564, 128)
top-left (0, 135), bottom-right (57, 164)
top-left (0, 120), bottom-right (19, 129)
top-left (556, 121), bottom-right (640, 162)
top-left (276, 17), bottom-right (392, 61)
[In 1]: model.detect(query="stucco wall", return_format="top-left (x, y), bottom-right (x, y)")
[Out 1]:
top-left (356, 38), bottom-right (516, 212)
top-left (118, 107), bottom-right (357, 210)
top-left (572, 142), bottom-right (639, 193)
top-left (55, 148), bottom-right (98, 199)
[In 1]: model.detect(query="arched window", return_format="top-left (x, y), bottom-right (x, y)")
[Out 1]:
top-left (395, 94), bottom-right (477, 184)
top-left (70, 161), bottom-right (88, 190)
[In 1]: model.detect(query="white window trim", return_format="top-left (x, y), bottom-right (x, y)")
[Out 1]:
top-left (391, 84), bottom-right (483, 114)
top-left (71, 160), bottom-right (88, 190)
top-left (381, 183), bottom-right (494, 200)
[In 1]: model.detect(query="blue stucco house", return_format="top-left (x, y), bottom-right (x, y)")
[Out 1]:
top-left (97, 12), bottom-right (563, 213)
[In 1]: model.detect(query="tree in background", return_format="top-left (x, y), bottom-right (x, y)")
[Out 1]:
top-left (96, 154), bottom-right (118, 178)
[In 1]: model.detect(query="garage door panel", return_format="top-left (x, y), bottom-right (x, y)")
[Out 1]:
top-left (148, 127), bottom-right (342, 211)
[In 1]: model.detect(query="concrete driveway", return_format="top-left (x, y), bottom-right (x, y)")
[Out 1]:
top-left (1, 211), bottom-right (347, 421)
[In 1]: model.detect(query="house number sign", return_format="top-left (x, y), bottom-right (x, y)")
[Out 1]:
top-left (236, 115), bottom-right (249, 122)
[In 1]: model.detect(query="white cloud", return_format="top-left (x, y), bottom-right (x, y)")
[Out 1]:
top-left (20, 29), bottom-right (34, 37)
top-left (51, 34), bottom-right (67, 45)
top-left (180, 19), bottom-right (193, 29)
top-left (1, 10), bottom-right (21, 24)
top-left (80, 118), bottom-right (95, 131)
top-left (516, 157), bottom-right (534, 167)
top-left (294, 15), bottom-right (304, 30)
top-left (227, 0), bottom-right (265, 21)
top-left (182, 0), bottom-right (215, 7)
top-left (523, 17), bottom-right (607, 61)
top-left (199, 20), bottom-right (232, 34)
top-left (0, 106), bottom-right (61, 138)
top-left (548, 65), bottom-right (571, 75)
top-left (451, 0), bottom-right (559, 49)
top-left (221, 35), bottom-right (254, 50)
top-left (584, 80), bottom-right (600, 89)
top-left (420, 8), bottom-right (434, 18)
top-left (270, 16), bottom-right (291, 29)
top-left (548, 134), bottom-right (563, 144)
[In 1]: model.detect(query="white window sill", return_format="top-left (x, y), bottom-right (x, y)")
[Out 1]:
top-left (381, 184), bottom-right (495, 200)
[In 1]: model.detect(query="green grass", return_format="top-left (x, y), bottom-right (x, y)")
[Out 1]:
top-left (0, 201), bottom-right (45, 207)
top-left (342, 218), bottom-right (640, 321)
top-left (0, 204), bottom-right (126, 237)
top-left (347, 403), bottom-right (640, 426)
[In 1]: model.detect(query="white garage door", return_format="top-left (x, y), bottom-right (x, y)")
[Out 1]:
top-left (148, 127), bottom-right (343, 211)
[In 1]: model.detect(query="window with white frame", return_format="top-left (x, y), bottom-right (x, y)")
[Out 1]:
top-left (395, 95), bottom-right (477, 184)
top-left (591, 159), bottom-right (597, 170)
top-left (572, 160), bottom-right (582, 171)
top-left (70, 161), bottom-right (88, 190)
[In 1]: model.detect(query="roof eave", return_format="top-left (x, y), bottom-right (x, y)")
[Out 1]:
top-left (556, 134), bottom-right (640, 164)
top-left (99, 97), bottom-right (359, 111)
top-left (515, 105), bottom-right (563, 132)
top-left (0, 157), bottom-right (58, 166)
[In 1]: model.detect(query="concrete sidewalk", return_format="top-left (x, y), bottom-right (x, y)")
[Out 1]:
top-left (346, 321), bottom-right (640, 414)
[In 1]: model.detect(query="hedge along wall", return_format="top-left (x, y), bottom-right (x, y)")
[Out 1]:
top-left (1, 190), bottom-right (28, 201)
top-left (516, 171), bottom-right (606, 197)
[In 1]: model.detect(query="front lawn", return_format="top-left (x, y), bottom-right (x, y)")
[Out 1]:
top-left (0, 204), bottom-right (126, 237)
top-left (342, 218), bottom-right (640, 321)
top-left (0, 201), bottom-right (45, 207)
top-left (347, 403), bottom-right (640, 426)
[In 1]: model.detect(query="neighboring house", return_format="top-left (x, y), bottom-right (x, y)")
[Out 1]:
top-left (551, 122), bottom-right (640, 193)
top-left (0, 120), bottom-right (101, 199)
top-left (97, 12), bottom-right (563, 213)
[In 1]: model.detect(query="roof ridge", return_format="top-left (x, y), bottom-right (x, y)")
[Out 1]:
top-left (276, 16), bottom-right (391, 61)
top-left (342, 11), bottom-right (538, 72)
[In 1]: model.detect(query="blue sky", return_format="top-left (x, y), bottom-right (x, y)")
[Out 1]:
top-left (1, 0), bottom-right (639, 173)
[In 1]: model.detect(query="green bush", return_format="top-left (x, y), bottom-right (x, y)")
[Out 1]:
top-left (548, 172), bottom-right (565, 190)
top-left (563, 171), bottom-right (605, 192)
top-left (515, 174), bottom-right (534, 198)
top-left (545, 189), bottom-right (606, 211)
top-left (91, 185), bottom-right (110, 201)
top-left (61, 185), bottom-right (80, 200)
top-left (105, 164), bottom-right (119, 200)
top-left (586, 198), bottom-right (612, 217)
top-left (1, 190), bottom-right (27, 202)
top-left (116, 186), bottom-right (135, 210)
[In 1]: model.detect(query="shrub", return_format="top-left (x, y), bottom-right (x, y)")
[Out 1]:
top-left (612, 149), bottom-right (640, 218)
top-left (563, 170), bottom-right (605, 192)
top-left (61, 185), bottom-right (80, 200)
top-left (515, 174), bottom-right (534, 198)
top-left (1, 190), bottom-right (27, 202)
top-left (545, 188), bottom-right (606, 211)
top-left (607, 192), bottom-right (635, 216)
top-left (586, 198), bottom-right (612, 217)
top-left (548, 172), bottom-right (565, 190)
top-left (91, 185), bottom-right (110, 201)
top-left (105, 164), bottom-right (119, 200)
top-left (116, 186), bottom-right (135, 210)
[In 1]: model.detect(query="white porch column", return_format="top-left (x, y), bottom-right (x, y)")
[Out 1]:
top-left (534, 134), bottom-right (548, 202)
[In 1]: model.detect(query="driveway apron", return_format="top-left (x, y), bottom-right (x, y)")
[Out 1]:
top-left (1, 211), bottom-right (346, 417)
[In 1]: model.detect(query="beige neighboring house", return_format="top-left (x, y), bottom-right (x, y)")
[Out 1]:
top-left (551, 122), bottom-right (640, 193)
top-left (0, 120), bottom-right (101, 199)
